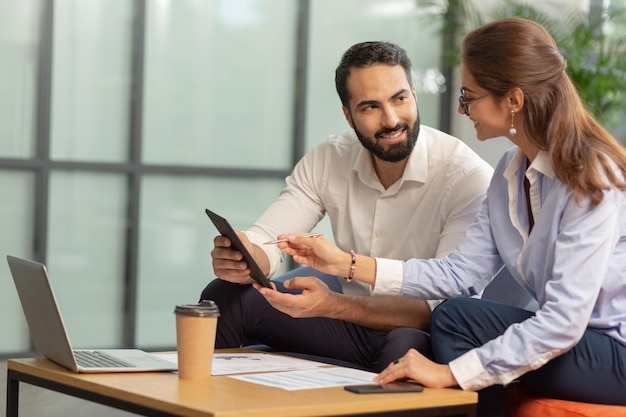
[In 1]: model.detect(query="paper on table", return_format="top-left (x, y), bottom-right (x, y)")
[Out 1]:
top-left (230, 367), bottom-right (378, 390)
top-left (154, 352), bottom-right (326, 376)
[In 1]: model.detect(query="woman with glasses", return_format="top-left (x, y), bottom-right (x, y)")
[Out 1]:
top-left (261, 17), bottom-right (626, 416)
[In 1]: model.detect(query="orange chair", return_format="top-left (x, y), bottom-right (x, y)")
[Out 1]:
top-left (506, 383), bottom-right (626, 417)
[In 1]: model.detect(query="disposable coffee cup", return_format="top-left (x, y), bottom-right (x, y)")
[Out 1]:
top-left (174, 300), bottom-right (220, 380)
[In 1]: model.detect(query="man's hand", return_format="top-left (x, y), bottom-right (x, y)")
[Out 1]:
top-left (211, 232), bottom-right (266, 284)
top-left (253, 277), bottom-right (337, 318)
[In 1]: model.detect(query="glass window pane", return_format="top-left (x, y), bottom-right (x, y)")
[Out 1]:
top-left (0, 0), bottom-right (42, 159)
top-left (0, 171), bottom-right (36, 353)
top-left (142, 0), bottom-right (297, 169)
top-left (305, 0), bottom-right (444, 151)
top-left (49, 0), bottom-right (134, 162)
top-left (135, 175), bottom-right (284, 347)
top-left (47, 171), bottom-right (128, 347)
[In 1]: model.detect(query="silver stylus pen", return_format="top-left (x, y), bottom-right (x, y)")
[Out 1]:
top-left (263, 232), bottom-right (323, 245)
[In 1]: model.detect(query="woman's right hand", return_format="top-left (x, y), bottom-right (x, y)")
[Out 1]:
top-left (276, 234), bottom-right (351, 277)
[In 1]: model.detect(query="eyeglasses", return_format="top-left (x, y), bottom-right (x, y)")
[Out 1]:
top-left (458, 90), bottom-right (490, 116)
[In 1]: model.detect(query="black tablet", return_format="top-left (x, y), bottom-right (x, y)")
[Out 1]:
top-left (205, 209), bottom-right (273, 289)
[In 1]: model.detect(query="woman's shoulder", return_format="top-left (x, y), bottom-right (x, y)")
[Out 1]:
top-left (493, 146), bottom-right (521, 174)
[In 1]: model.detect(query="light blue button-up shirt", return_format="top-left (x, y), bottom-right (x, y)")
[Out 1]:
top-left (374, 147), bottom-right (626, 390)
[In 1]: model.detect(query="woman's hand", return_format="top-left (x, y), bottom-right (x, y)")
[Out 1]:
top-left (375, 348), bottom-right (458, 389)
top-left (276, 234), bottom-right (351, 277)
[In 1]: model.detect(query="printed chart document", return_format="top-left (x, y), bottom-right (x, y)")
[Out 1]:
top-left (230, 367), bottom-right (378, 390)
top-left (155, 352), bottom-right (326, 375)
top-left (156, 352), bottom-right (377, 389)
top-left (211, 353), bottom-right (326, 375)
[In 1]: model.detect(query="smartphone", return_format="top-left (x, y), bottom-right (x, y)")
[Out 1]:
top-left (204, 208), bottom-right (273, 289)
top-left (344, 382), bottom-right (424, 394)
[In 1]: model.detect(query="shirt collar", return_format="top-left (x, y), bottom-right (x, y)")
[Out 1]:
top-left (403, 128), bottom-right (429, 183)
top-left (504, 148), bottom-right (555, 180)
top-left (530, 150), bottom-right (555, 179)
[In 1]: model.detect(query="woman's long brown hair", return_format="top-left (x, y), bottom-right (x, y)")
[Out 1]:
top-left (462, 17), bottom-right (626, 206)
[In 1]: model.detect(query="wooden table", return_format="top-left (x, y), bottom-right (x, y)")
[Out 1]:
top-left (6, 351), bottom-right (477, 417)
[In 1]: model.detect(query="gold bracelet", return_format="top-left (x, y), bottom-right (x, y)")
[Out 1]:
top-left (344, 250), bottom-right (356, 282)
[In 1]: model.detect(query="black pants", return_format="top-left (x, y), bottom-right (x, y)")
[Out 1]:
top-left (199, 270), bottom-right (431, 372)
top-left (431, 297), bottom-right (626, 416)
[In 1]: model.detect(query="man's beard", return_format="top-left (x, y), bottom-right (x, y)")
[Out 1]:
top-left (353, 114), bottom-right (420, 163)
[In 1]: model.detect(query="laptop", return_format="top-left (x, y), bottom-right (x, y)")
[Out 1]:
top-left (6, 255), bottom-right (178, 373)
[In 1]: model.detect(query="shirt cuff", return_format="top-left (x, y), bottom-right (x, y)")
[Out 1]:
top-left (448, 349), bottom-right (494, 391)
top-left (426, 299), bottom-right (444, 311)
top-left (371, 259), bottom-right (444, 311)
top-left (370, 257), bottom-right (403, 296)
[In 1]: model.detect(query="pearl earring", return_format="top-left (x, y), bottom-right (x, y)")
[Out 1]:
top-left (509, 111), bottom-right (517, 137)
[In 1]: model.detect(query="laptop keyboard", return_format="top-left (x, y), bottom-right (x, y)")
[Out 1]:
top-left (74, 350), bottom-right (136, 368)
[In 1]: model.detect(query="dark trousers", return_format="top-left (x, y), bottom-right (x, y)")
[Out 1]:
top-left (431, 297), bottom-right (626, 416)
top-left (199, 276), bottom-right (431, 372)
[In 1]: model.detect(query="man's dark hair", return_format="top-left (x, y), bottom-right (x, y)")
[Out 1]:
top-left (335, 41), bottom-right (413, 107)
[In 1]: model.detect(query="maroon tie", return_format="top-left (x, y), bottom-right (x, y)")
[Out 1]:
top-left (524, 175), bottom-right (534, 233)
